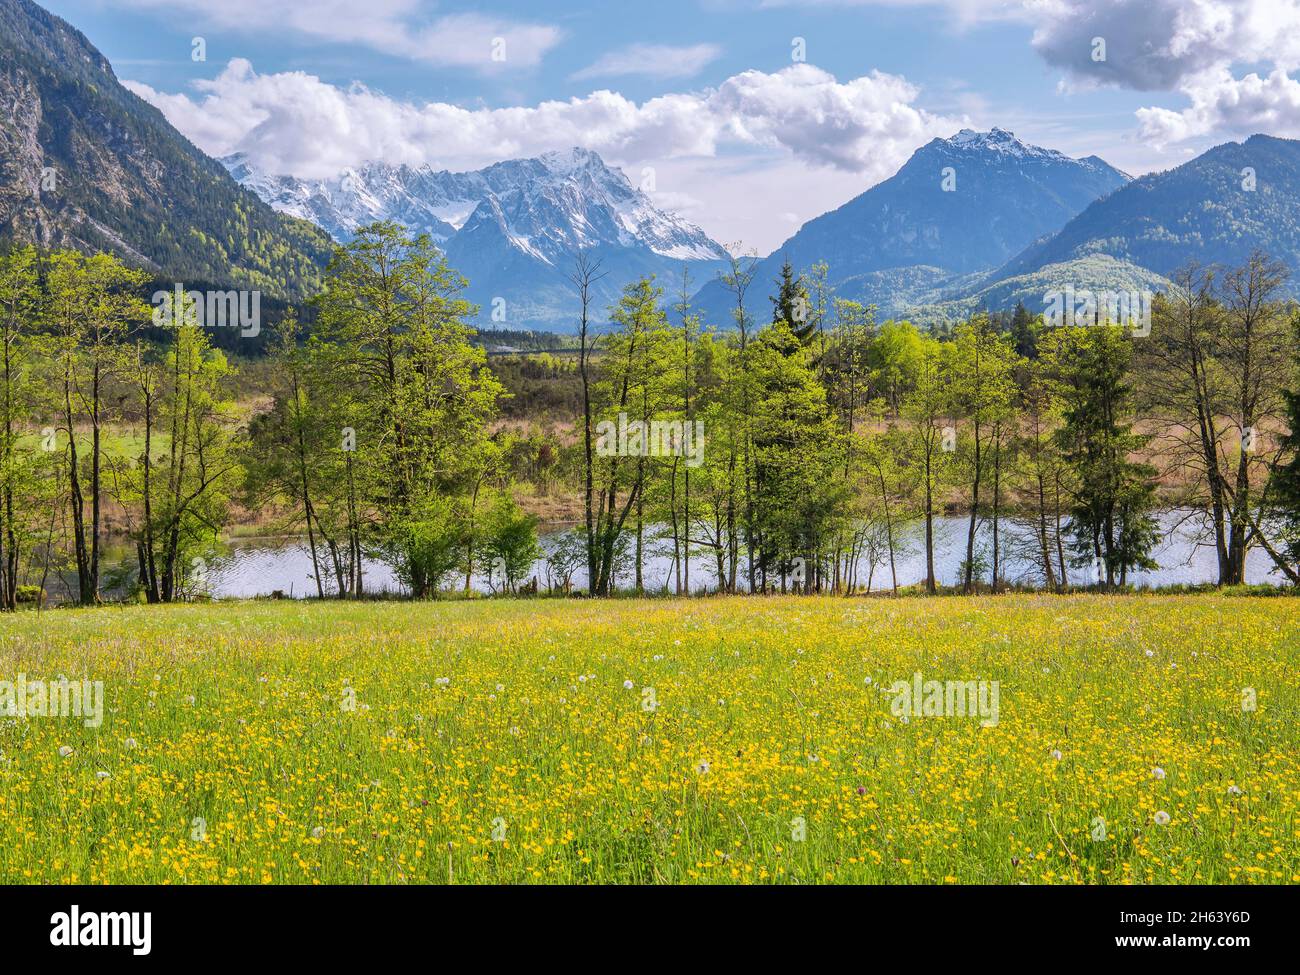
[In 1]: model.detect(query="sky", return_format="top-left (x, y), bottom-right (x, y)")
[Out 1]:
top-left (38, 0), bottom-right (1300, 253)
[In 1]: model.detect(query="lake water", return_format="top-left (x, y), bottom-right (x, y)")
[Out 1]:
top-left (41, 509), bottom-right (1286, 602)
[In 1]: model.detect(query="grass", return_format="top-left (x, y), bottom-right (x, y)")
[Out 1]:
top-left (1, 594), bottom-right (1297, 884)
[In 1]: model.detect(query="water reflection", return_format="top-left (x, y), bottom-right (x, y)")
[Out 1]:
top-left (39, 509), bottom-right (1280, 602)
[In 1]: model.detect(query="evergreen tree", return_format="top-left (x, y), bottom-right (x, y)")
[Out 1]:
top-left (1042, 325), bottom-right (1159, 587)
top-left (770, 258), bottom-right (816, 347)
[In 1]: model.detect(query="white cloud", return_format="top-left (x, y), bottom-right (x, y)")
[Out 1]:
top-left (126, 59), bottom-right (955, 178)
top-left (673, 1), bottom-right (1300, 156)
top-left (712, 65), bottom-right (948, 171)
top-left (1009, 0), bottom-right (1300, 149)
top-left (114, 1), bottom-right (562, 68)
top-left (571, 43), bottom-right (723, 81)
top-left (1137, 68), bottom-right (1300, 145)
top-left (124, 59), bottom-right (957, 251)
top-left (792, 1), bottom-right (1300, 148)
top-left (763, 1), bottom-right (1300, 92)
top-left (1029, 0), bottom-right (1300, 92)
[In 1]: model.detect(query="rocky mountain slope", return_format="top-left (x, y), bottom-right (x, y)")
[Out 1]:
top-left (227, 148), bottom-right (730, 329)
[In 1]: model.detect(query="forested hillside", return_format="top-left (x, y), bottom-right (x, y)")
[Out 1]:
top-left (0, 0), bottom-right (333, 299)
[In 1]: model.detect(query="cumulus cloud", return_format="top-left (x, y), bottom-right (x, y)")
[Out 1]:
top-left (124, 59), bottom-right (958, 250)
top-left (761, 1), bottom-right (1300, 93)
top-left (1029, 0), bottom-right (1300, 92)
top-left (114, 0), bottom-right (562, 68)
top-left (571, 43), bottom-right (723, 81)
top-left (711, 66), bottom-right (948, 171)
top-left (617, 1), bottom-right (1300, 154)
top-left (124, 59), bottom-right (956, 181)
top-left (1007, 0), bottom-right (1300, 148)
top-left (1137, 68), bottom-right (1300, 145)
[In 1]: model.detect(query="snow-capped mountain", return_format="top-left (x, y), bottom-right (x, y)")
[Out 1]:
top-left (224, 148), bottom-right (730, 329)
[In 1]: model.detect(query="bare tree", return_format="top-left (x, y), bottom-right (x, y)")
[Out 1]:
top-left (718, 244), bottom-right (758, 592)
top-left (567, 251), bottom-right (607, 594)
top-left (1218, 252), bottom-right (1291, 583)
top-left (1140, 254), bottom-right (1291, 585)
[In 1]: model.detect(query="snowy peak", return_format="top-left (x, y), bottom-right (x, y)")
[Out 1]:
top-left (221, 151), bottom-right (464, 243)
top-left (948, 126), bottom-right (1022, 148)
top-left (222, 148), bottom-right (727, 264)
top-left (223, 148), bottom-right (730, 329)
top-left (929, 129), bottom-right (1127, 178)
top-left (536, 146), bottom-right (620, 182)
top-left (687, 127), bottom-right (1130, 326)
top-left (939, 128), bottom-right (1067, 163)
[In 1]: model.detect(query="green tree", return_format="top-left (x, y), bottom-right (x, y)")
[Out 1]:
top-left (770, 258), bottom-right (815, 346)
top-left (45, 251), bottom-right (150, 604)
top-left (313, 222), bottom-right (503, 597)
top-left (901, 336), bottom-right (955, 593)
top-left (483, 490), bottom-right (541, 594)
top-left (748, 318), bottom-right (845, 592)
top-left (951, 314), bottom-right (1018, 591)
top-left (0, 246), bottom-right (55, 609)
top-left (869, 319), bottom-right (924, 417)
top-left (1043, 325), bottom-right (1159, 587)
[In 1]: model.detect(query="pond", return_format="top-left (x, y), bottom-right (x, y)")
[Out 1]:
top-left (38, 509), bottom-right (1287, 602)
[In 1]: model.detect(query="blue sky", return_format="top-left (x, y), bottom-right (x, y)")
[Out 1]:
top-left (38, 0), bottom-right (1300, 251)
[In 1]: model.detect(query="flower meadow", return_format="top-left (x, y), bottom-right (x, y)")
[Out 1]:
top-left (1, 595), bottom-right (1297, 884)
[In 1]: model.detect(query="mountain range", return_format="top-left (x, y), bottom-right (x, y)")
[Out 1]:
top-left (907, 132), bottom-right (1300, 323)
top-left (223, 148), bottom-right (730, 330)
top-left (996, 134), bottom-right (1300, 282)
top-left (695, 128), bottom-right (1300, 327)
top-left (5, 0), bottom-right (1300, 331)
top-left (689, 127), bottom-right (1134, 324)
